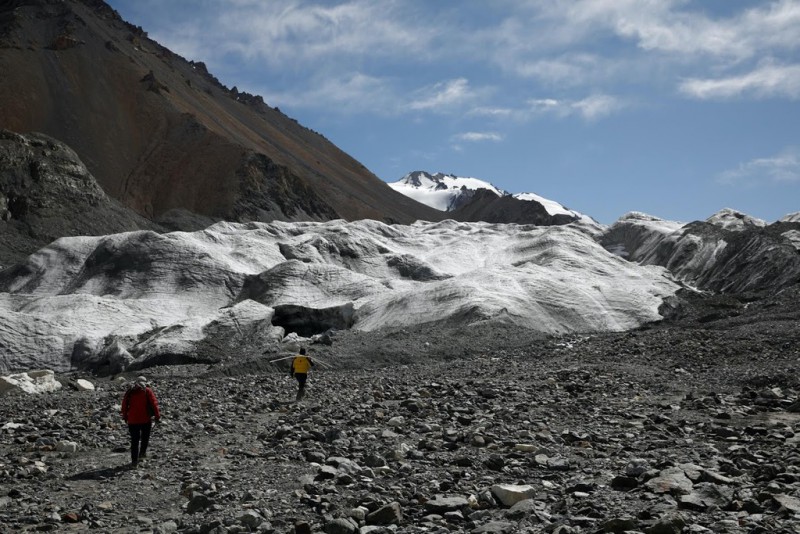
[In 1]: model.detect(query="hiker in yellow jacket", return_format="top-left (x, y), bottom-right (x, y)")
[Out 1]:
top-left (290, 347), bottom-right (314, 401)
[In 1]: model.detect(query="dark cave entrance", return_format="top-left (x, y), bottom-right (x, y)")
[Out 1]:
top-left (271, 303), bottom-right (355, 338)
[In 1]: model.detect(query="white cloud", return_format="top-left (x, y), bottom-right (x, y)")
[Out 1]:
top-left (484, 0), bottom-right (800, 95)
top-left (679, 62), bottom-right (800, 100)
top-left (213, 0), bottom-right (434, 65)
top-left (529, 98), bottom-right (562, 113)
top-left (129, 0), bottom-right (800, 118)
top-left (512, 53), bottom-right (624, 86)
top-left (408, 78), bottom-right (480, 113)
top-left (718, 147), bottom-right (800, 186)
top-left (526, 94), bottom-right (626, 121)
top-left (544, 0), bottom-right (800, 60)
top-left (260, 72), bottom-right (399, 114)
top-left (572, 94), bottom-right (625, 120)
top-left (453, 132), bottom-right (504, 143)
top-left (468, 107), bottom-right (515, 118)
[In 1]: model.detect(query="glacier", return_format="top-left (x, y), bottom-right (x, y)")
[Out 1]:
top-left (0, 218), bottom-right (680, 373)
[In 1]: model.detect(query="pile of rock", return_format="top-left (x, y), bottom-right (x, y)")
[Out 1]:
top-left (1, 333), bottom-right (798, 533)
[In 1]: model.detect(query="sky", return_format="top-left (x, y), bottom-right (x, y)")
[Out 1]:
top-left (105, 0), bottom-right (800, 224)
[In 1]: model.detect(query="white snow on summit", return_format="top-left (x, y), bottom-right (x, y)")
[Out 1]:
top-left (388, 171), bottom-right (505, 211)
top-left (389, 171), bottom-right (588, 219)
top-left (780, 212), bottom-right (800, 223)
top-left (706, 208), bottom-right (766, 231)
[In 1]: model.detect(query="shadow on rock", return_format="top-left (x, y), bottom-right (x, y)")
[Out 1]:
top-left (68, 465), bottom-right (129, 481)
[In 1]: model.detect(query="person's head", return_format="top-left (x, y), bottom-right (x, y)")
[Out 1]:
top-left (135, 376), bottom-right (148, 389)
top-left (299, 347), bottom-right (306, 355)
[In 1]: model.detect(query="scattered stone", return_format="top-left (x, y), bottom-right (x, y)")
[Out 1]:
top-left (677, 483), bottom-right (734, 511)
top-left (366, 502), bottom-right (402, 525)
top-left (75, 379), bottom-right (95, 391)
top-left (471, 520), bottom-right (515, 533)
top-left (424, 496), bottom-right (469, 514)
top-left (186, 494), bottom-right (214, 514)
top-left (324, 517), bottom-right (358, 534)
top-left (55, 441), bottom-right (78, 453)
top-left (490, 484), bottom-right (536, 507)
top-left (645, 467), bottom-right (694, 496)
top-left (0, 302), bottom-right (798, 533)
top-left (772, 493), bottom-right (800, 514)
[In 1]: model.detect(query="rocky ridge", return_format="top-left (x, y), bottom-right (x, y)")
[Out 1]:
top-left (600, 211), bottom-right (800, 294)
top-left (0, 0), bottom-right (442, 227)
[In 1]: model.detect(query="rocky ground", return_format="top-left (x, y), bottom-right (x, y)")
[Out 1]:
top-left (1, 286), bottom-right (800, 534)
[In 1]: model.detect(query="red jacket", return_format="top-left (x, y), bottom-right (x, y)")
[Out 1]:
top-left (121, 386), bottom-right (160, 425)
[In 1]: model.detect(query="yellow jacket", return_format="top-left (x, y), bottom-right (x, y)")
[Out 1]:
top-left (291, 356), bottom-right (312, 374)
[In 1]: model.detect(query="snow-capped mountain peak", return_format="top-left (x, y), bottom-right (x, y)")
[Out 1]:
top-left (388, 171), bottom-right (505, 211)
top-left (389, 170), bottom-right (589, 221)
top-left (706, 208), bottom-right (766, 231)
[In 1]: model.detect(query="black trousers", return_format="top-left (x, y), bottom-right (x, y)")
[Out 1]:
top-left (128, 422), bottom-right (152, 463)
top-left (295, 373), bottom-right (307, 399)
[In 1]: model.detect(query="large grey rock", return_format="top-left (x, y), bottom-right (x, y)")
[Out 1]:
top-left (365, 502), bottom-right (402, 525)
top-left (424, 496), bottom-right (469, 514)
top-left (644, 467), bottom-right (694, 496)
top-left (677, 483), bottom-right (734, 511)
top-left (490, 484), bottom-right (537, 507)
top-left (0, 369), bottom-right (61, 395)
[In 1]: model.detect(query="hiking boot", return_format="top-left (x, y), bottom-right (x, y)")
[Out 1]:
top-left (130, 460), bottom-right (138, 469)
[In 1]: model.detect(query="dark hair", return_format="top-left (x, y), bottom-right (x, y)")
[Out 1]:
top-left (299, 347), bottom-right (307, 355)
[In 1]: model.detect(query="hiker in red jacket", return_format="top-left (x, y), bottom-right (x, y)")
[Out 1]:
top-left (121, 376), bottom-right (160, 468)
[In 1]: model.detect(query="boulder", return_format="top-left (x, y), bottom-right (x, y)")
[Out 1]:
top-left (644, 467), bottom-right (694, 496)
top-left (0, 370), bottom-right (62, 395)
top-left (490, 484), bottom-right (536, 507)
top-left (75, 379), bottom-right (95, 391)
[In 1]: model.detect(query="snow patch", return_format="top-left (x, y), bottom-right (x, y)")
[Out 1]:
top-left (707, 208), bottom-right (766, 231)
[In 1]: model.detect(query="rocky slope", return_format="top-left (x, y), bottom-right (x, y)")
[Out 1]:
top-left (1, 286), bottom-right (799, 533)
top-left (600, 210), bottom-right (800, 294)
top-left (449, 190), bottom-right (578, 226)
top-left (0, 0), bottom-right (441, 226)
top-left (0, 129), bottom-right (161, 268)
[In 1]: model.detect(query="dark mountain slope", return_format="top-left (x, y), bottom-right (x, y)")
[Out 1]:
top-left (600, 214), bottom-right (800, 294)
top-left (0, 129), bottom-right (160, 268)
top-left (0, 0), bottom-right (442, 225)
top-left (450, 189), bottom-right (578, 225)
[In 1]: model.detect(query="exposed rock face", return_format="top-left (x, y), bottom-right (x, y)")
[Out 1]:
top-left (0, 219), bottom-right (679, 373)
top-left (0, 0), bottom-right (442, 227)
top-left (450, 189), bottom-right (578, 225)
top-left (0, 130), bottom-right (159, 268)
top-left (600, 210), bottom-right (800, 293)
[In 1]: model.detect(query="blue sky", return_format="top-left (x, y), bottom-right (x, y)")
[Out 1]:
top-left (106, 0), bottom-right (800, 224)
